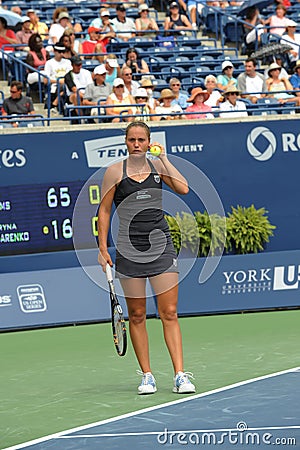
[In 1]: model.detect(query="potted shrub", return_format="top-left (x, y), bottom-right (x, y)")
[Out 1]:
top-left (226, 205), bottom-right (276, 254)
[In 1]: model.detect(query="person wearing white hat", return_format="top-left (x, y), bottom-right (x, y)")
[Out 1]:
top-left (83, 64), bottom-right (112, 112)
top-left (135, 4), bottom-right (159, 38)
top-left (266, 62), bottom-right (300, 106)
top-left (219, 86), bottom-right (248, 118)
top-left (104, 54), bottom-right (121, 86)
top-left (132, 87), bottom-right (159, 121)
top-left (105, 78), bottom-right (135, 122)
top-left (280, 19), bottom-right (300, 70)
top-left (217, 60), bottom-right (238, 92)
top-left (16, 16), bottom-right (33, 50)
top-left (48, 11), bottom-right (72, 46)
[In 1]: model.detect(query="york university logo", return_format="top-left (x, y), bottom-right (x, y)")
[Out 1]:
top-left (273, 265), bottom-right (300, 290)
top-left (222, 264), bottom-right (300, 294)
top-left (247, 127), bottom-right (277, 162)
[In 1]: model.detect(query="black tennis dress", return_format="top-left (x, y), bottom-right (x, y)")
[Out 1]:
top-left (113, 158), bottom-right (178, 278)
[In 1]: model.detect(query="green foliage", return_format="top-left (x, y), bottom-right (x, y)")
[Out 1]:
top-left (226, 205), bottom-right (276, 254)
top-left (194, 211), bottom-right (227, 257)
top-left (164, 214), bottom-right (181, 254)
top-left (165, 205), bottom-right (276, 257)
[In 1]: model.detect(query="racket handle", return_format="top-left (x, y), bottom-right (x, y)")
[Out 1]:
top-left (106, 263), bottom-right (113, 282)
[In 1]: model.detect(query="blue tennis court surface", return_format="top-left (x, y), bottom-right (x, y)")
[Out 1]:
top-left (6, 367), bottom-right (299, 450)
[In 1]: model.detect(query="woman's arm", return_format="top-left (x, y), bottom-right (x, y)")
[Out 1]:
top-left (152, 143), bottom-right (189, 194)
top-left (97, 165), bottom-right (119, 270)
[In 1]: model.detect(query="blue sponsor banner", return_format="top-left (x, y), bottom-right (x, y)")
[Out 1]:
top-left (178, 250), bottom-right (300, 315)
top-left (0, 249), bottom-right (299, 330)
top-left (0, 120), bottom-right (299, 252)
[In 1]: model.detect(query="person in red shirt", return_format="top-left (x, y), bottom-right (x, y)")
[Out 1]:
top-left (78, 27), bottom-right (107, 60)
top-left (0, 17), bottom-right (18, 51)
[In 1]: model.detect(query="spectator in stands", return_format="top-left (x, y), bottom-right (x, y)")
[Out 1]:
top-left (264, 55), bottom-right (289, 79)
top-left (105, 77), bottom-right (135, 122)
top-left (243, 6), bottom-right (265, 52)
top-left (26, 9), bottom-right (48, 41)
top-left (217, 60), bottom-right (238, 91)
top-left (156, 88), bottom-right (185, 120)
top-left (122, 67), bottom-right (140, 96)
top-left (132, 87), bottom-right (159, 121)
top-left (280, 20), bottom-right (300, 72)
top-left (104, 54), bottom-right (121, 86)
top-left (83, 64), bottom-right (112, 113)
top-left (289, 60), bottom-right (300, 92)
top-left (89, 9), bottom-right (110, 29)
top-left (169, 77), bottom-right (190, 109)
top-left (185, 87), bottom-right (213, 119)
top-left (164, 2), bottom-right (193, 35)
top-left (237, 58), bottom-right (267, 104)
top-left (98, 11), bottom-right (116, 44)
top-left (204, 75), bottom-right (222, 107)
top-left (177, 0), bottom-right (198, 30)
top-left (50, 7), bottom-right (82, 36)
top-left (111, 5), bottom-right (136, 42)
top-left (266, 62), bottom-right (300, 106)
top-left (43, 44), bottom-right (72, 112)
top-left (219, 86), bottom-right (248, 118)
top-left (140, 78), bottom-right (159, 108)
top-left (59, 33), bottom-right (77, 60)
top-left (11, 6), bottom-right (22, 17)
top-left (122, 47), bottom-right (150, 76)
top-left (79, 27), bottom-right (107, 60)
top-left (264, 5), bottom-right (289, 37)
top-left (26, 33), bottom-right (50, 98)
top-left (135, 4), bottom-right (159, 38)
top-left (16, 16), bottom-right (33, 50)
top-left (64, 56), bottom-right (93, 116)
top-left (63, 28), bottom-right (80, 54)
top-left (0, 17), bottom-right (18, 51)
top-left (2, 81), bottom-right (35, 127)
top-left (10, 6), bottom-right (22, 33)
top-left (48, 12), bottom-right (72, 47)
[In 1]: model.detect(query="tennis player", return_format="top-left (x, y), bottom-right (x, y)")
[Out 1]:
top-left (98, 121), bottom-right (195, 395)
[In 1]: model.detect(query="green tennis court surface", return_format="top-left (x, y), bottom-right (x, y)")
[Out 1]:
top-left (1, 310), bottom-right (299, 449)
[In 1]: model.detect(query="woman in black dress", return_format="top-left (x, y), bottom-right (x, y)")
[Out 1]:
top-left (98, 121), bottom-right (196, 395)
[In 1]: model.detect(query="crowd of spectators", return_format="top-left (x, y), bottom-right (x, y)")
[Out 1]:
top-left (0, 0), bottom-right (299, 124)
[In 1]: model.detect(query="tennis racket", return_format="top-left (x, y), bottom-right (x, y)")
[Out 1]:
top-left (106, 263), bottom-right (127, 357)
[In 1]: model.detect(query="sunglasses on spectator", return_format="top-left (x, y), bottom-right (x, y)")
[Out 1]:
top-left (115, 85), bottom-right (124, 88)
top-left (229, 92), bottom-right (238, 96)
top-left (137, 97), bottom-right (147, 100)
top-left (10, 89), bottom-right (19, 93)
top-left (171, 83), bottom-right (180, 86)
top-left (124, 73), bottom-right (132, 76)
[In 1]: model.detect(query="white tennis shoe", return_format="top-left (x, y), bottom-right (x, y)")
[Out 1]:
top-left (137, 371), bottom-right (157, 395)
top-left (173, 371), bottom-right (196, 394)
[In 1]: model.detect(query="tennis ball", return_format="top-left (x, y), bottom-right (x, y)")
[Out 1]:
top-left (149, 145), bottom-right (161, 156)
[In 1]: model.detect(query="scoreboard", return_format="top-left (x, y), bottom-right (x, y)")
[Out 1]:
top-left (0, 180), bottom-right (102, 256)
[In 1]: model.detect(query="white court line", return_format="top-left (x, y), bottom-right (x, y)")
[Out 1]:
top-left (57, 425), bottom-right (300, 439)
top-left (3, 366), bottom-right (300, 450)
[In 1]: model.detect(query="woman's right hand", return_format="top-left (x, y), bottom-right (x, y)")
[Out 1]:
top-left (98, 250), bottom-right (112, 272)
